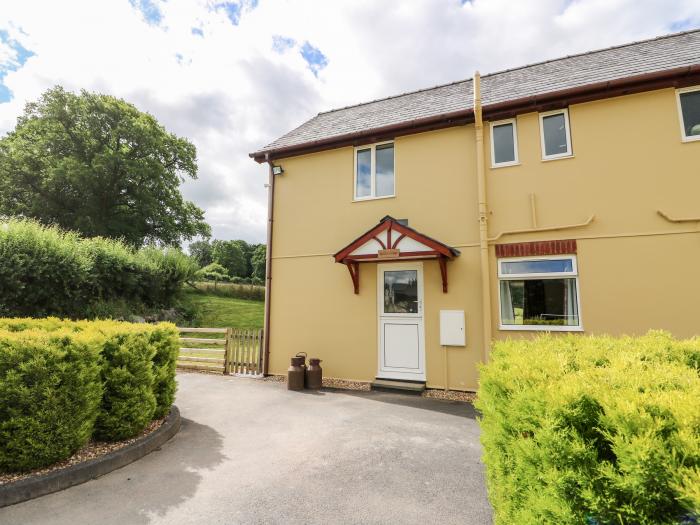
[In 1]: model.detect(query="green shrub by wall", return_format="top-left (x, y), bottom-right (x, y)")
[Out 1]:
top-left (0, 319), bottom-right (179, 471)
top-left (476, 331), bottom-right (700, 524)
top-left (0, 218), bottom-right (197, 318)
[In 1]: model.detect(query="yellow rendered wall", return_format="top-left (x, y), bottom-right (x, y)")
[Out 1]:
top-left (269, 126), bottom-right (485, 390)
top-left (483, 87), bottom-right (700, 342)
top-left (269, 86), bottom-right (700, 389)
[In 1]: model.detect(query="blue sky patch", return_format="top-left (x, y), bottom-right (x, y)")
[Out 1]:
top-left (191, 27), bottom-right (204, 37)
top-left (272, 35), bottom-right (295, 54)
top-left (213, 1), bottom-right (258, 26)
top-left (670, 18), bottom-right (697, 32)
top-left (0, 30), bottom-right (35, 103)
top-left (129, 0), bottom-right (163, 25)
top-left (300, 41), bottom-right (328, 77)
top-left (216, 2), bottom-right (242, 25)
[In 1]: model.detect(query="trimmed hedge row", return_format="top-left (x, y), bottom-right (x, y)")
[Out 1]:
top-left (0, 319), bottom-right (179, 471)
top-left (0, 218), bottom-right (197, 318)
top-left (476, 331), bottom-right (700, 524)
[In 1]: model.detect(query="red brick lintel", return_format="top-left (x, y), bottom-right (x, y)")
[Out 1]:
top-left (495, 239), bottom-right (577, 258)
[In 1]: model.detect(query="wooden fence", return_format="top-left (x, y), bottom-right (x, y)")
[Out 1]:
top-left (177, 327), bottom-right (263, 376)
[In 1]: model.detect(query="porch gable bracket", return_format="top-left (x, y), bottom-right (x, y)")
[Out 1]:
top-left (334, 216), bottom-right (459, 294)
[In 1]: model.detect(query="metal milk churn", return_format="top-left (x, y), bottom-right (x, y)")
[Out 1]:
top-left (296, 352), bottom-right (307, 375)
top-left (305, 358), bottom-right (323, 390)
top-left (287, 356), bottom-right (305, 391)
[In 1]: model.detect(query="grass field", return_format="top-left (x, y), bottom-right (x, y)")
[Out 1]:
top-left (184, 290), bottom-right (264, 329)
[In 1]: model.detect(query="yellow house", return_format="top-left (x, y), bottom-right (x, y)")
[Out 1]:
top-left (250, 30), bottom-right (700, 392)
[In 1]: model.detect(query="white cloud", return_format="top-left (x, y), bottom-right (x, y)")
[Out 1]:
top-left (0, 0), bottom-right (698, 242)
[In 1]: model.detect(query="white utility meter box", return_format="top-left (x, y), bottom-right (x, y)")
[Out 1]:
top-left (440, 310), bottom-right (465, 346)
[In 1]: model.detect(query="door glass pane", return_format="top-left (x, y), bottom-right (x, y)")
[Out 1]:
top-left (375, 143), bottom-right (395, 197)
top-left (501, 258), bottom-right (573, 275)
top-left (542, 113), bottom-right (569, 156)
top-left (680, 90), bottom-right (700, 137)
top-left (500, 278), bottom-right (579, 326)
top-left (384, 270), bottom-right (418, 313)
top-left (356, 148), bottom-right (371, 198)
top-left (493, 123), bottom-right (515, 164)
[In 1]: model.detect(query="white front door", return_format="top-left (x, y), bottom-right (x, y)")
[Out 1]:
top-left (377, 263), bottom-right (425, 381)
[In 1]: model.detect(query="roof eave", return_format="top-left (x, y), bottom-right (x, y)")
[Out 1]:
top-left (250, 108), bottom-right (475, 163)
top-left (251, 63), bottom-right (700, 163)
top-left (483, 63), bottom-right (700, 120)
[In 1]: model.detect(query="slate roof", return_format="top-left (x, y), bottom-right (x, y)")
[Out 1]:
top-left (254, 29), bottom-right (700, 157)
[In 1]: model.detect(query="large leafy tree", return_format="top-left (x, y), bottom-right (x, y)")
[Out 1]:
top-left (0, 86), bottom-right (210, 247)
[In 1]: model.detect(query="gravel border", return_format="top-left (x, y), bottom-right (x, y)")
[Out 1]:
top-left (262, 374), bottom-right (371, 391)
top-left (261, 374), bottom-right (477, 400)
top-left (0, 406), bottom-right (181, 508)
top-left (422, 389), bottom-right (477, 403)
top-left (0, 418), bottom-right (167, 486)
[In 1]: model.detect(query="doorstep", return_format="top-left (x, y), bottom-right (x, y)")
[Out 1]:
top-left (371, 378), bottom-right (426, 394)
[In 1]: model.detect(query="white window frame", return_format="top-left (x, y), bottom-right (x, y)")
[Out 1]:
top-left (497, 254), bottom-right (583, 332)
top-left (353, 141), bottom-right (395, 201)
top-left (539, 109), bottom-right (573, 160)
top-left (676, 85), bottom-right (700, 143)
top-left (490, 118), bottom-right (519, 168)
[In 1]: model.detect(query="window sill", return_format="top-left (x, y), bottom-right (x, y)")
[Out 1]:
top-left (541, 154), bottom-right (574, 162)
top-left (353, 194), bottom-right (396, 203)
top-left (499, 325), bottom-right (583, 332)
top-left (681, 135), bottom-right (700, 143)
top-left (490, 162), bottom-right (521, 169)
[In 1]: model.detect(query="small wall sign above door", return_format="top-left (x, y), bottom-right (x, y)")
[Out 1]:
top-left (377, 248), bottom-right (400, 259)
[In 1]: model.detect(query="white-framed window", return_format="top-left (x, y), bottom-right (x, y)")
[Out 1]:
top-left (354, 141), bottom-right (395, 200)
top-left (676, 86), bottom-right (700, 142)
top-left (490, 118), bottom-right (519, 167)
top-left (498, 254), bottom-right (582, 331)
top-left (539, 109), bottom-right (573, 160)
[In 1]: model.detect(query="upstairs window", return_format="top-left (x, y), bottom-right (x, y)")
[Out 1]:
top-left (539, 109), bottom-right (572, 160)
top-left (677, 86), bottom-right (700, 142)
top-left (498, 255), bottom-right (581, 331)
top-left (354, 142), bottom-right (395, 200)
top-left (490, 119), bottom-right (519, 167)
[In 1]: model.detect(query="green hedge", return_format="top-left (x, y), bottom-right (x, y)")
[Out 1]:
top-left (476, 331), bottom-right (700, 524)
top-left (0, 319), bottom-right (179, 471)
top-left (0, 218), bottom-right (197, 318)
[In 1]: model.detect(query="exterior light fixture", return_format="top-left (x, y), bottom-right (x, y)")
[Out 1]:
top-left (272, 165), bottom-right (284, 176)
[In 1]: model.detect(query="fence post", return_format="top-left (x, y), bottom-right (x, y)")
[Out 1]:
top-left (224, 328), bottom-right (233, 375)
top-left (258, 329), bottom-right (264, 375)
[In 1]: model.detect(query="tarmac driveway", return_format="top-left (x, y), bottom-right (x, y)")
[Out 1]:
top-left (0, 373), bottom-right (492, 525)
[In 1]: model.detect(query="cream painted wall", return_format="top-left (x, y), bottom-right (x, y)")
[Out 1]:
top-left (269, 86), bottom-right (700, 390)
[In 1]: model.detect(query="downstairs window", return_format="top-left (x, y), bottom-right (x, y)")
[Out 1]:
top-left (498, 255), bottom-right (581, 331)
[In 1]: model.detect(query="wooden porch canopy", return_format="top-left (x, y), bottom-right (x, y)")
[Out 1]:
top-left (333, 216), bottom-right (460, 294)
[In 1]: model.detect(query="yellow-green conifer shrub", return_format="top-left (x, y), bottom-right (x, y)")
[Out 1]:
top-left (0, 329), bottom-right (103, 471)
top-left (476, 331), bottom-right (700, 525)
top-left (0, 319), bottom-right (179, 471)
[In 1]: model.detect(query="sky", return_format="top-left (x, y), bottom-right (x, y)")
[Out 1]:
top-left (0, 0), bottom-right (699, 243)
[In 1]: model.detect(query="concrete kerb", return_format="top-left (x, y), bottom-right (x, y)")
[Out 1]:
top-left (0, 406), bottom-right (181, 508)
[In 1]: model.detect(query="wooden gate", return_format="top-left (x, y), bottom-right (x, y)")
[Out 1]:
top-left (177, 327), bottom-right (264, 376)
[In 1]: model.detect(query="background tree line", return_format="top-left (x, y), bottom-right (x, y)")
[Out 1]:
top-left (190, 239), bottom-right (266, 284)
